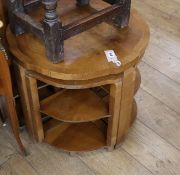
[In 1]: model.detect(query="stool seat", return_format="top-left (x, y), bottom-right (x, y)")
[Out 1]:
top-left (7, 0), bottom-right (132, 62)
top-left (7, 9), bottom-right (149, 81)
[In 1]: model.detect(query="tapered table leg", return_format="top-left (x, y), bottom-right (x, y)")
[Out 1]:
top-left (107, 80), bottom-right (122, 150)
top-left (116, 67), bottom-right (136, 147)
top-left (25, 75), bottom-right (44, 142)
top-left (15, 64), bottom-right (35, 140)
top-left (5, 94), bottom-right (25, 154)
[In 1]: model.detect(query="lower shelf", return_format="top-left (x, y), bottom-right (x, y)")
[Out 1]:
top-left (43, 119), bottom-right (107, 152)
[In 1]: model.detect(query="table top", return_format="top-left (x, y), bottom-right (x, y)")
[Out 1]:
top-left (6, 0), bottom-right (149, 81)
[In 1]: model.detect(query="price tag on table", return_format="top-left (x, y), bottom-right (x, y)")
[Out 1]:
top-left (104, 50), bottom-right (121, 67)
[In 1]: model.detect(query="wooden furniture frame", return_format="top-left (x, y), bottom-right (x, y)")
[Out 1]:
top-left (0, 28), bottom-right (25, 154)
top-left (7, 0), bottom-right (131, 63)
top-left (6, 0), bottom-right (149, 152)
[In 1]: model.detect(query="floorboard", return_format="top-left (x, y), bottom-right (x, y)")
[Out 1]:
top-left (132, 1), bottom-right (180, 59)
top-left (0, 124), bottom-right (16, 165)
top-left (139, 62), bottom-right (180, 114)
top-left (79, 149), bottom-right (153, 175)
top-left (0, 154), bottom-right (38, 175)
top-left (122, 121), bottom-right (180, 175)
top-left (142, 44), bottom-right (180, 84)
top-left (136, 88), bottom-right (180, 150)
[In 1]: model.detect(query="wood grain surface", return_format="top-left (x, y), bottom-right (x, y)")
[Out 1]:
top-left (7, 8), bottom-right (149, 80)
top-left (40, 89), bottom-right (110, 123)
top-left (44, 120), bottom-right (106, 152)
top-left (6, 2), bottom-right (149, 147)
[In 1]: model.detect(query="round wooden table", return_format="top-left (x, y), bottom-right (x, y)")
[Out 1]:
top-left (6, 3), bottom-right (149, 152)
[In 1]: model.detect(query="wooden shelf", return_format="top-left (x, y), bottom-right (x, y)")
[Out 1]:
top-left (43, 119), bottom-right (106, 152)
top-left (40, 89), bottom-right (110, 123)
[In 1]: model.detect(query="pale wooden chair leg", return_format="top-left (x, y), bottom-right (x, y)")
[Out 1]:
top-left (116, 67), bottom-right (136, 147)
top-left (14, 64), bottom-right (36, 140)
top-left (107, 80), bottom-right (122, 150)
top-left (5, 95), bottom-right (26, 155)
top-left (25, 75), bottom-right (44, 142)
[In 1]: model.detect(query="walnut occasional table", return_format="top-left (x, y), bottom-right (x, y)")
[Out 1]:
top-left (6, 1), bottom-right (149, 153)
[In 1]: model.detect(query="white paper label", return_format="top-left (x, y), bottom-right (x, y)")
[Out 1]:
top-left (104, 50), bottom-right (121, 67)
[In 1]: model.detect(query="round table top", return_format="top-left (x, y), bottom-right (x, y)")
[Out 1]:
top-left (6, 2), bottom-right (149, 81)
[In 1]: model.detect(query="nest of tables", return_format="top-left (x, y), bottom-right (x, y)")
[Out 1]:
top-left (6, 0), bottom-right (150, 153)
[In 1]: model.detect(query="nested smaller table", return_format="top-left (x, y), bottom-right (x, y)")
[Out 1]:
top-left (6, 3), bottom-right (149, 153)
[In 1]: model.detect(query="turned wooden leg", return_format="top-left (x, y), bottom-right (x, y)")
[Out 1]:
top-left (25, 75), bottom-right (44, 142)
top-left (116, 67), bottom-right (136, 147)
top-left (107, 80), bottom-right (122, 150)
top-left (113, 0), bottom-right (131, 28)
top-left (7, 0), bottom-right (24, 35)
top-left (42, 0), bottom-right (64, 63)
top-left (14, 64), bottom-right (35, 140)
top-left (5, 94), bottom-right (25, 154)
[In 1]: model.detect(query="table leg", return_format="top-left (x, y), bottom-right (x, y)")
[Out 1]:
top-left (130, 67), bottom-right (141, 125)
top-left (107, 80), bottom-right (122, 150)
top-left (5, 94), bottom-right (25, 154)
top-left (116, 67), bottom-right (136, 147)
top-left (25, 75), bottom-right (44, 142)
top-left (15, 64), bottom-right (35, 140)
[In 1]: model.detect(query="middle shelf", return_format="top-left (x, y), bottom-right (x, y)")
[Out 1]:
top-left (40, 89), bottom-right (110, 123)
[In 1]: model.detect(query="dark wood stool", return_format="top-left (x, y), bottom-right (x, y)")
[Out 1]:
top-left (6, 0), bottom-right (149, 153)
top-left (7, 0), bottom-right (131, 63)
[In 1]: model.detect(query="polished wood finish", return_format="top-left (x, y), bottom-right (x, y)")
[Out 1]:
top-left (7, 9), bottom-right (149, 81)
top-left (27, 71), bottom-right (123, 89)
top-left (40, 89), bottom-right (110, 123)
top-left (6, 5), bottom-right (149, 152)
top-left (25, 76), bottom-right (44, 142)
top-left (116, 67), bottom-right (136, 145)
top-left (44, 120), bottom-right (106, 152)
top-left (0, 32), bottom-right (25, 154)
top-left (107, 81), bottom-right (122, 149)
top-left (14, 64), bottom-right (36, 139)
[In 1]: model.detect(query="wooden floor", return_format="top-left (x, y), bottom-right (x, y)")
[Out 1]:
top-left (1, 0), bottom-right (180, 174)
